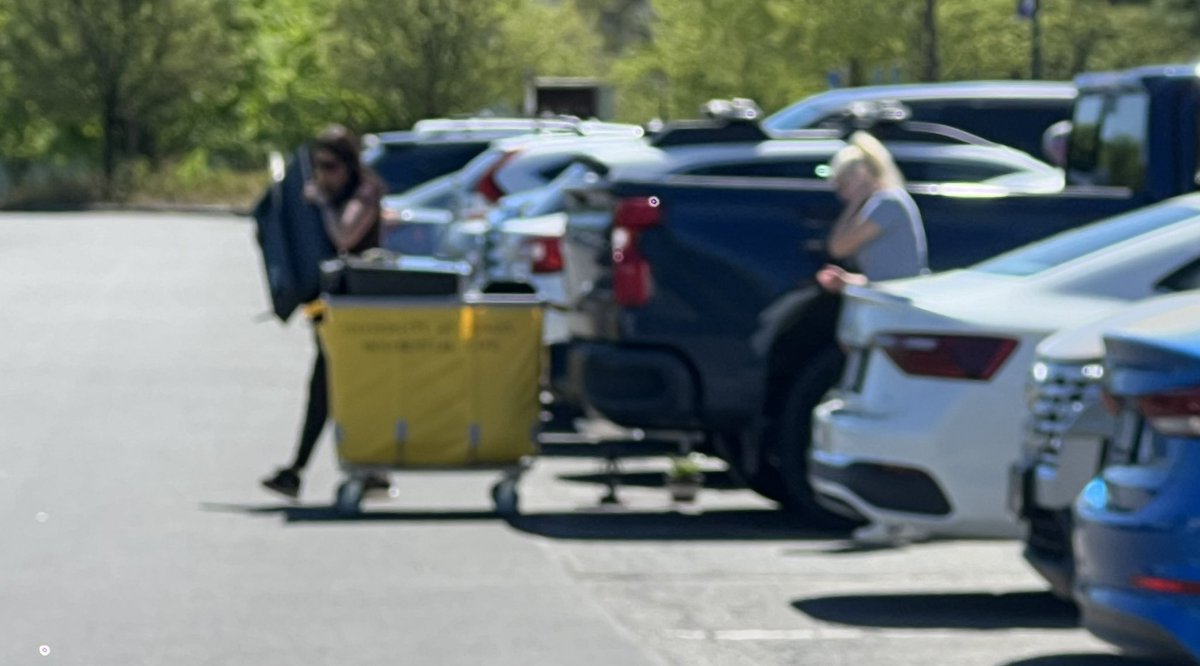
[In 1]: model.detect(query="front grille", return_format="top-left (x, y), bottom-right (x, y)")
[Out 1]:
top-left (1024, 359), bottom-right (1103, 466)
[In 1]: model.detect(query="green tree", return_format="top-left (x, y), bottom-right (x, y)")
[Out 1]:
top-left (937, 0), bottom-right (1196, 81)
top-left (326, 0), bottom-right (605, 131)
top-left (2, 0), bottom-right (253, 195)
top-left (491, 1), bottom-right (608, 113)
top-left (232, 0), bottom-right (342, 158)
top-left (571, 0), bottom-right (654, 55)
top-left (613, 0), bottom-right (911, 122)
top-left (329, 0), bottom-right (516, 131)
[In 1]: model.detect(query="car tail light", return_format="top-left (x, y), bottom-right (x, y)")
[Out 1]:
top-left (878, 333), bottom-right (1018, 381)
top-left (530, 236), bottom-right (563, 274)
top-left (1100, 391), bottom-right (1121, 415)
top-left (1132, 575), bottom-right (1200, 594)
top-left (1136, 386), bottom-right (1200, 436)
top-left (612, 196), bottom-right (662, 307)
top-left (476, 151), bottom-right (519, 203)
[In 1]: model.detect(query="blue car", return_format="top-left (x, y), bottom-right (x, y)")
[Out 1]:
top-left (1074, 319), bottom-right (1200, 661)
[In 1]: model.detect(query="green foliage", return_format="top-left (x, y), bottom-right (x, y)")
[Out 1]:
top-left (611, 0), bottom-right (915, 122)
top-left (232, 0), bottom-right (342, 160)
top-left (0, 0), bottom-right (255, 195)
top-left (323, 0), bottom-right (605, 130)
top-left (495, 1), bottom-right (609, 100)
top-left (0, 0), bottom-right (1198, 206)
top-left (128, 152), bottom-right (269, 209)
top-left (667, 454), bottom-right (703, 480)
top-left (328, 0), bottom-right (518, 130)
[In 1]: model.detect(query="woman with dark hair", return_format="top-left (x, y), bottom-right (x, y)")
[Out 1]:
top-left (261, 124), bottom-right (385, 499)
top-left (305, 124), bottom-right (385, 254)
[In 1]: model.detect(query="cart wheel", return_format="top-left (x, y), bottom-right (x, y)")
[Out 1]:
top-left (335, 478), bottom-right (365, 516)
top-left (491, 479), bottom-right (519, 517)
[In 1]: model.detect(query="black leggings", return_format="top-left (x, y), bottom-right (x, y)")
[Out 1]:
top-left (291, 335), bottom-right (327, 471)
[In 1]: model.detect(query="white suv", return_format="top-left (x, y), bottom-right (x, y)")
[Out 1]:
top-left (810, 194), bottom-right (1200, 541)
top-left (1012, 289), bottom-right (1200, 598)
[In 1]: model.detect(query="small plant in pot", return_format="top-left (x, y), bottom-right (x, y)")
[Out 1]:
top-left (665, 454), bottom-right (704, 502)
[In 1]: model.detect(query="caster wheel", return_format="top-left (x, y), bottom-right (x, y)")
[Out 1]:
top-left (335, 478), bottom-right (365, 516)
top-left (491, 479), bottom-right (519, 517)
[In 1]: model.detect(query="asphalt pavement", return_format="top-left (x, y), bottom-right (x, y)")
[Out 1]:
top-left (0, 212), bottom-right (1157, 665)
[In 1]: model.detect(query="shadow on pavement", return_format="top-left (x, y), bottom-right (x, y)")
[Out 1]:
top-left (791, 536), bottom-right (962, 556)
top-left (509, 508), bottom-right (848, 542)
top-left (203, 502), bottom-right (847, 540)
top-left (792, 590), bottom-right (1079, 630)
top-left (555, 469), bottom-right (743, 491)
top-left (1001, 655), bottom-right (1177, 666)
top-left (200, 502), bottom-right (499, 523)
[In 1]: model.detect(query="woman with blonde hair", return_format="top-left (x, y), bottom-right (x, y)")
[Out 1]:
top-left (816, 131), bottom-right (927, 292)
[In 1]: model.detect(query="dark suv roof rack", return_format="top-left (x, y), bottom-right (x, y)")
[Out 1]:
top-left (648, 97), bottom-right (999, 149)
top-left (649, 98), bottom-right (772, 147)
top-left (807, 99), bottom-right (998, 146)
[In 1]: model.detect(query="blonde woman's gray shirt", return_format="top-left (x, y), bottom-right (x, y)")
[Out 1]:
top-left (854, 188), bottom-right (928, 281)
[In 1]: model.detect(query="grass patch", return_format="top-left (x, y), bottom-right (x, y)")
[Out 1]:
top-left (1, 151), bottom-right (271, 211)
top-left (0, 175), bottom-right (97, 211)
top-left (128, 153), bottom-right (269, 211)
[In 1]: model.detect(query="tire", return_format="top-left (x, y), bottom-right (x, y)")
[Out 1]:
top-left (335, 478), bottom-right (365, 516)
top-left (491, 479), bottom-right (520, 517)
top-left (715, 430), bottom-right (789, 503)
top-left (774, 346), bottom-right (859, 528)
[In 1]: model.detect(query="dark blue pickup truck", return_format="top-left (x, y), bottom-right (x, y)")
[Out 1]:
top-left (556, 65), bottom-right (1200, 517)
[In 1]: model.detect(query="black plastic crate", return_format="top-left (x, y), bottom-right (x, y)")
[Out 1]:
top-left (320, 256), bottom-right (469, 297)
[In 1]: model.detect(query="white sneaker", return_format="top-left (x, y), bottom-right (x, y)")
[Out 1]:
top-left (851, 522), bottom-right (929, 547)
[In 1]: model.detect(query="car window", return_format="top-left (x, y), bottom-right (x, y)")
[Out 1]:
top-left (803, 100), bottom-right (1071, 156)
top-left (681, 159), bottom-right (826, 178)
top-left (1068, 92), bottom-right (1148, 189)
top-left (1098, 93), bottom-right (1149, 190)
top-left (974, 201), bottom-right (1200, 277)
top-left (1068, 94), bottom-right (1104, 173)
top-left (910, 102), bottom-right (1072, 158)
top-left (1157, 257), bottom-right (1200, 292)
top-left (895, 157), bottom-right (1017, 183)
top-left (369, 142), bottom-right (491, 193)
top-left (539, 162), bottom-right (573, 181)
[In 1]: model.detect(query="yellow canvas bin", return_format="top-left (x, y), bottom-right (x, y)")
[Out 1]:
top-left (318, 297), bottom-right (542, 468)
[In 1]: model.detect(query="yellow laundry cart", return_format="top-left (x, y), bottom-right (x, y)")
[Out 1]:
top-left (318, 294), bottom-right (543, 515)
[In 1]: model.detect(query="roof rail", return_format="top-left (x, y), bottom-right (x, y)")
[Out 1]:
top-left (821, 100), bottom-right (998, 146)
top-left (844, 99), bottom-right (912, 126)
top-left (648, 98), bottom-right (769, 147)
top-left (700, 98), bottom-right (764, 122)
top-left (874, 121), bottom-right (998, 146)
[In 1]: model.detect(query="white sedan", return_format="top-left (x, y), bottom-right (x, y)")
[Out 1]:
top-left (810, 194), bottom-right (1200, 541)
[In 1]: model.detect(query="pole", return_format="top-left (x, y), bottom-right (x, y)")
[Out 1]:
top-left (1030, 0), bottom-right (1043, 79)
top-left (922, 0), bottom-right (940, 81)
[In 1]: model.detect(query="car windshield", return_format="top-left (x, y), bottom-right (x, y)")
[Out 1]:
top-left (974, 200), bottom-right (1200, 277)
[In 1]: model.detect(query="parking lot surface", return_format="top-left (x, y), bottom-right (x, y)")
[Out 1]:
top-left (0, 212), bottom-right (1143, 665)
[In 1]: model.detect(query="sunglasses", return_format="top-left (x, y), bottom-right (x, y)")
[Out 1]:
top-left (314, 158), bottom-right (345, 172)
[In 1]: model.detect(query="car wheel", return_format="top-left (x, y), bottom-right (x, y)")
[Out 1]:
top-left (776, 345), bottom-right (860, 528)
top-left (713, 430), bottom-right (789, 503)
